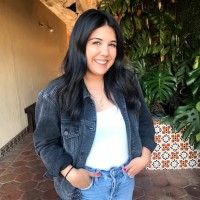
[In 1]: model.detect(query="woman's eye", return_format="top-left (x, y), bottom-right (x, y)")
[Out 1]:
top-left (93, 41), bottom-right (101, 45)
top-left (109, 43), bottom-right (117, 48)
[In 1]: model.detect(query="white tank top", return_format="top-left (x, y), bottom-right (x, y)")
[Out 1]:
top-left (85, 105), bottom-right (129, 170)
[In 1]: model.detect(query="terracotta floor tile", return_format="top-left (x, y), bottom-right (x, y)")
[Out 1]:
top-left (179, 196), bottom-right (200, 200)
top-left (25, 160), bottom-right (42, 168)
top-left (0, 169), bottom-right (5, 175)
top-left (135, 169), bottom-right (150, 178)
top-left (187, 176), bottom-right (200, 186)
top-left (1, 167), bottom-right (15, 175)
top-left (164, 185), bottom-right (187, 199)
top-left (151, 177), bottom-right (169, 187)
top-left (0, 181), bottom-right (20, 193)
top-left (0, 162), bottom-right (11, 170)
top-left (37, 180), bottom-right (54, 192)
top-left (193, 169), bottom-right (200, 177)
top-left (168, 177), bottom-right (189, 187)
top-left (33, 172), bottom-right (46, 182)
top-left (136, 197), bottom-right (156, 200)
top-left (29, 164), bottom-right (45, 174)
top-left (0, 155), bottom-right (16, 163)
top-left (133, 186), bottom-right (145, 199)
top-left (165, 169), bottom-right (181, 179)
top-left (0, 133), bottom-right (200, 200)
top-left (15, 155), bottom-right (26, 162)
top-left (0, 192), bottom-right (3, 199)
top-left (18, 180), bottom-right (38, 192)
top-left (20, 189), bottom-right (43, 200)
top-left (23, 154), bottom-right (38, 162)
top-left (42, 189), bottom-right (61, 200)
top-left (5, 150), bottom-right (22, 156)
top-left (178, 169), bottom-right (197, 178)
top-left (14, 143), bottom-right (28, 149)
top-left (13, 166), bottom-right (31, 175)
top-left (0, 174), bottom-right (16, 184)
top-left (158, 197), bottom-right (176, 200)
top-left (148, 169), bottom-right (167, 178)
top-left (144, 185), bottom-right (165, 199)
top-left (15, 172), bottom-right (34, 183)
top-left (1, 190), bottom-right (23, 200)
top-left (135, 178), bottom-right (152, 188)
top-left (184, 185), bottom-right (200, 198)
top-left (11, 160), bottom-right (27, 168)
top-left (21, 150), bottom-right (34, 156)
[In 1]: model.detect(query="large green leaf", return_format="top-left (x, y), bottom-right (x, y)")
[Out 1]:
top-left (196, 132), bottom-right (200, 142)
top-left (173, 105), bottom-right (200, 149)
top-left (131, 59), bottom-right (148, 79)
top-left (196, 101), bottom-right (200, 112)
top-left (143, 71), bottom-right (176, 102)
top-left (120, 14), bottom-right (134, 40)
top-left (193, 56), bottom-right (199, 69)
top-left (160, 46), bottom-right (171, 56)
top-left (151, 44), bottom-right (163, 54)
top-left (187, 67), bottom-right (200, 85)
top-left (186, 67), bottom-right (200, 96)
top-left (133, 15), bottom-right (142, 30)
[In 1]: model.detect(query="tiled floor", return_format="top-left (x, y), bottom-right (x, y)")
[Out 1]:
top-left (0, 133), bottom-right (200, 200)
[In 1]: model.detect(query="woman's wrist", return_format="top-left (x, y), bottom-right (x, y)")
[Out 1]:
top-left (141, 147), bottom-right (151, 164)
top-left (61, 165), bottom-right (74, 178)
top-left (65, 166), bottom-right (74, 178)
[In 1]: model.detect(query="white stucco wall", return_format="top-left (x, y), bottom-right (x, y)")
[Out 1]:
top-left (0, 0), bottom-right (67, 148)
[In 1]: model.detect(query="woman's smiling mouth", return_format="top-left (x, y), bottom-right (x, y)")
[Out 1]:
top-left (95, 59), bottom-right (108, 65)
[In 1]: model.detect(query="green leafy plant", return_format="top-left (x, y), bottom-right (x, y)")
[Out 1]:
top-left (187, 62), bottom-right (200, 96)
top-left (162, 51), bottom-right (200, 149)
top-left (143, 71), bottom-right (176, 104)
top-left (100, 0), bottom-right (200, 149)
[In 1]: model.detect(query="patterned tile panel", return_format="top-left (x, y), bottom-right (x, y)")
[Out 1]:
top-left (147, 121), bottom-right (200, 170)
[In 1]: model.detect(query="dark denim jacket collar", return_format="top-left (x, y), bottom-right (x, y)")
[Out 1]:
top-left (83, 84), bottom-right (90, 99)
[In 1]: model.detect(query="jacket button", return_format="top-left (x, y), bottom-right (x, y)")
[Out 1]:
top-left (81, 152), bottom-right (84, 156)
top-left (89, 127), bottom-right (94, 130)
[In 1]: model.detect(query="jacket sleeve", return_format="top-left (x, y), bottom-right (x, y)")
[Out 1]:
top-left (134, 76), bottom-right (157, 152)
top-left (33, 92), bottom-right (73, 178)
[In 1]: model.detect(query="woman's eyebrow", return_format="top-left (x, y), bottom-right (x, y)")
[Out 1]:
top-left (88, 37), bottom-right (102, 41)
top-left (88, 38), bottom-right (117, 43)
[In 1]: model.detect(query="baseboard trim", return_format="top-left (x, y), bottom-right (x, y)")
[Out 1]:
top-left (0, 128), bottom-right (29, 160)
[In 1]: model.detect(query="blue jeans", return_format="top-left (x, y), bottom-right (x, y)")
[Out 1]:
top-left (80, 161), bottom-right (135, 200)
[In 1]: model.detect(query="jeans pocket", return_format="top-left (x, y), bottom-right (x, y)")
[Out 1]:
top-left (80, 178), bottom-right (94, 191)
top-left (125, 172), bottom-right (134, 179)
top-left (128, 174), bottom-right (135, 178)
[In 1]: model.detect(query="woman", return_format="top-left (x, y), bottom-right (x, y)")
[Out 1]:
top-left (33, 9), bottom-right (156, 200)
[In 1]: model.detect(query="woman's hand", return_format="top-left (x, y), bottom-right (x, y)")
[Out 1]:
top-left (61, 165), bottom-right (99, 189)
top-left (124, 147), bottom-right (151, 177)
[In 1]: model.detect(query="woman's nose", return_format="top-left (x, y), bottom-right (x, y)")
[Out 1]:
top-left (100, 45), bottom-right (109, 56)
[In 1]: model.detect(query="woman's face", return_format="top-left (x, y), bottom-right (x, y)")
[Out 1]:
top-left (85, 25), bottom-right (117, 78)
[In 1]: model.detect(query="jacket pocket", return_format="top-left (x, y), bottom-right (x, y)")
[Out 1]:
top-left (62, 121), bottom-right (80, 157)
top-left (54, 176), bottom-right (80, 199)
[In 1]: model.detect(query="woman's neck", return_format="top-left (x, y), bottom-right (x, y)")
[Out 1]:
top-left (84, 74), bottom-right (114, 112)
top-left (84, 75), bottom-right (104, 93)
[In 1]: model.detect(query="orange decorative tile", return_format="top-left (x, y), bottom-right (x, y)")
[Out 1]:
top-left (147, 120), bottom-right (200, 170)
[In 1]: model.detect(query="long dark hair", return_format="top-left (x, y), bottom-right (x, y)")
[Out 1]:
top-left (58, 9), bottom-right (139, 120)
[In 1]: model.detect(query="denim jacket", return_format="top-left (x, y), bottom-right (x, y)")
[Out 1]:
top-left (33, 74), bottom-right (156, 200)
